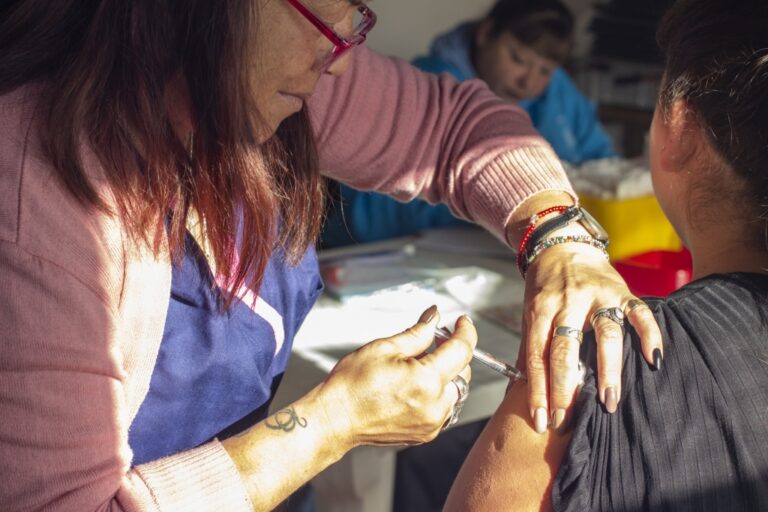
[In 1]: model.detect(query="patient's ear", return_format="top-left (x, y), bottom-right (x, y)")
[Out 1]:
top-left (655, 99), bottom-right (703, 173)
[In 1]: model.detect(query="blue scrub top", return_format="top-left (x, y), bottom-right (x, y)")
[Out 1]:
top-left (129, 231), bottom-right (322, 464)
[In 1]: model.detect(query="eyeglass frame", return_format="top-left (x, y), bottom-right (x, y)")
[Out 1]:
top-left (285, 0), bottom-right (377, 71)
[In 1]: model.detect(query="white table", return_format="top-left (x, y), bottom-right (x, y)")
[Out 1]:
top-left (271, 228), bottom-right (525, 512)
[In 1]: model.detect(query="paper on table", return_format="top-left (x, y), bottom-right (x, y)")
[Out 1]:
top-left (443, 268), bottom-right (524, 335)
top-left (474, 304), bottom-right (524, 335)
top-left (296, 266), bottom-right (501, 355)
top-left (321, 244), bottom-right (505, 303)
top-left (300, 229), bottom-right (525, 372)
top-left (292, 286), bottom-right (466, 372)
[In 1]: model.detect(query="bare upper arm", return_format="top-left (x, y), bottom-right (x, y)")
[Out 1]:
top-left (445, 380), bottom-right (572, 512)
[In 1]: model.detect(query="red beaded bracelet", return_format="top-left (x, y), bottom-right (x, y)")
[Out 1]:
top-left (516, 205), bottom-right (572, 272)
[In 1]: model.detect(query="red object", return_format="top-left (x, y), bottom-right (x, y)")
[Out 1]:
top-left (516, 205), bottom-right (571, 274)
top-left (613, 248), bottom-right (693, 297)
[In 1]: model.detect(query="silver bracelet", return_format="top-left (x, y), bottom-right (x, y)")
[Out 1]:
top-left (521, 235), bottom-right (609, 277)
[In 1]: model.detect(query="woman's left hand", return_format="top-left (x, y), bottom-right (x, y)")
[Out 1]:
top-left (519, 240), bottom-right (662, 433)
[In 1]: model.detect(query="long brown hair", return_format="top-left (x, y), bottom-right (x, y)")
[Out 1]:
top-left (0, 0), bottom-right (325, 302)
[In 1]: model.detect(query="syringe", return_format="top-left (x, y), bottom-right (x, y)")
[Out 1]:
top-left (434, 326), bottom-right (526, 382)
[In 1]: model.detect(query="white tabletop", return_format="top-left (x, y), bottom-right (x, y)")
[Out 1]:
top-left (270, 227), bottom-right (525, 511)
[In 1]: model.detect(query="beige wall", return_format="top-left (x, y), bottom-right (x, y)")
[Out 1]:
top-left (365, 0), bottom-right (594, 61)
top-left (365, 0), bottom-right (495, 61)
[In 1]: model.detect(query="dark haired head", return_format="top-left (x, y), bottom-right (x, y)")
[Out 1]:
top-left (485, 0), bottom-right (574, 63)
top-left (0, 0), bottom-right (325, 304)
top-left (657, 0), bottom-right (768, 228)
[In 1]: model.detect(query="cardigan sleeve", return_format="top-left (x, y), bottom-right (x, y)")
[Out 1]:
top-left (309, 46), bottom-right (575, 243)
top-left (0, 83), bottom-right (255, 510)
top-left (0, 242), bottom-right (253, 512)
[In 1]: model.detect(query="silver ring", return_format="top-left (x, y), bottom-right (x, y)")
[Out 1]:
top-left (590, 307), bottom-right (625, 328)
top-left (442, 375), bottom-right (469, 431)
top-left (553, 326), bottom-right (584, 343)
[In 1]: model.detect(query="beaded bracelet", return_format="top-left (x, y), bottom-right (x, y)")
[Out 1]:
top-left (520, 234), bottom-right (609, 278)
top-left (515, 205), bottom-right (572, 272)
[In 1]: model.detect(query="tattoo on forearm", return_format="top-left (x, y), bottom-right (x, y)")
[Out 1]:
top-left (265, 406), bottom-right (308, 432)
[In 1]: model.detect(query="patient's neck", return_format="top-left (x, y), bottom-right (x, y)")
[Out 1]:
top-left (687, 220), bottom-right (768, 279)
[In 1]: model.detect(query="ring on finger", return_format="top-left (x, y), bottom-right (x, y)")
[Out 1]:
top-left (452, 374), bottom-right (469, 404)
top-left (553, 325), bottom-right (584, 344)
top-left (626, 298), bottom-right (650, 313)
top-left (590, 307), bottom-right (625, 329)
top-left (442, 375), bottom-right (469, 431)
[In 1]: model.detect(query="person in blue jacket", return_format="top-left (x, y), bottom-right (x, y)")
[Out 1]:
top-left (322, 0), bottom-right (614, 248)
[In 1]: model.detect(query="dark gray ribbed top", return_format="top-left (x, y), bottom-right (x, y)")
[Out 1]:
top-left (553, 273), bottom-right (768, 511)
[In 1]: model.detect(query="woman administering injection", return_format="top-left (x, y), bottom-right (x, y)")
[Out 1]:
top-left (1, 1), bottom-right (661, 510)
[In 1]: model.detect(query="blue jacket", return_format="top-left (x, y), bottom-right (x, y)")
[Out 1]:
top-left (321, 23), bottom-right (613, 248)
top-left (413, 23), bottom-right (614, 165)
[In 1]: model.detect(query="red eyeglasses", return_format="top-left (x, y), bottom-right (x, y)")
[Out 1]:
top-left (285, 0), bottom-right (377, 71)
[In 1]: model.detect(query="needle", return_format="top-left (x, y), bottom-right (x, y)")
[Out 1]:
top-left (435, 326), bottom-right (526, 382)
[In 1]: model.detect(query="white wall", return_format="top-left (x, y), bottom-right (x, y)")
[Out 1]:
top-left (365, 0), bottom-right (594, 61)
top-left (365, 0), bottom-right (495, 61)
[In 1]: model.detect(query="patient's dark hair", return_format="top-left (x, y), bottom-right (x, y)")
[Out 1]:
top-left (657, 0), bottom-right (768, 225)
top-left (486, 0), bottom-right (574, 63)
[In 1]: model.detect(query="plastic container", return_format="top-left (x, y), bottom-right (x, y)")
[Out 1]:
top-left (613, 249), bottom-right (692, 297)
top-left (579, 194), bottom-right (682, 261)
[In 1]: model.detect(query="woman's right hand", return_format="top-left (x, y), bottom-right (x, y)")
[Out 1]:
top-left (323, 305), bottom-right (477, 448)
top-left (221, 305), bottom-right (475, 509)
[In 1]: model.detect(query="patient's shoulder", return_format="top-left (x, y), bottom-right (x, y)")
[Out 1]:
top-left (554, 273), bottom-right (768, 511)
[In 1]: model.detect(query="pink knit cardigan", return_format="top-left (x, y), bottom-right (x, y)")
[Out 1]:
top-left (0, 47), bottom-right (573, 511)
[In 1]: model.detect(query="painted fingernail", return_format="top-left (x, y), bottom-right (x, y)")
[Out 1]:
top-left (533, 407), bottom-right (548, 434)
top-left (551, 408), bottom-right (566, 431)
top-left (605, 386), bottom-right (618, 413)
top-left (419, 305), bottom-right (437, 324)
top-left (653, 348), bottom-right (663, 371)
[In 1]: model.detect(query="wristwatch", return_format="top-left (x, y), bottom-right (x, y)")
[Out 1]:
top-left (523, 205), bottom-right (610, 262)
top-left (575, 206), bottom-right (610, 243)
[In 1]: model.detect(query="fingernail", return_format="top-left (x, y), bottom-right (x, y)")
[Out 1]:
top-left (419, 305), bottom-right (437, 324)
top-left (653, 348), bottom-right (663, 371)
top-left (605, 386), bottom-right (618, 413)
top-left (551, 408), bottom-right (566, 431)
top-left (461, 314), bottom-right (474, 325)
top-left (533, 407), bottom-right (548, 434)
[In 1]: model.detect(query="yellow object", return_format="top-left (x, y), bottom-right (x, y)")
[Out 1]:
top-left (579, 194), bottom-right (682, 261)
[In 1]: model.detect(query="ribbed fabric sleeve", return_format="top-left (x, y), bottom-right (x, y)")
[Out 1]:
top-left (0, 87), bottom-right (254, 511)
top-left (310, 46), bottom-right (575, 244)
top-left (132, 441), bottom-right (251, 511)
top-left (553, 273), bottom-right (768, 511)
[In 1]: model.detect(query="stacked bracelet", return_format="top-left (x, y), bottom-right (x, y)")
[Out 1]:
top-left (515, 204), bottom-right (611, 277)
top-left (520, 234), bottom-right (609, 277)
top-left (522, 206), bottom-right (586, 259)
top-left (516, 205), bottom-right (572, 272)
